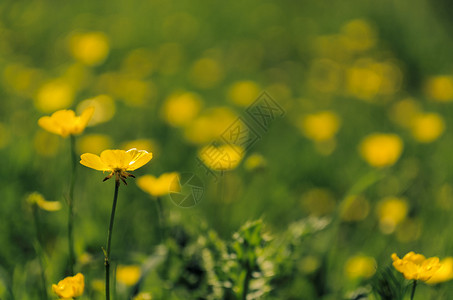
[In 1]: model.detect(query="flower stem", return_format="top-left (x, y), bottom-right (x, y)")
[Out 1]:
top-left (410, 280), bottom-right (417, 300)
top-left (156, 196), bottom-right (166, 241)
top-left (68, 134), bottom-right (77, 275)
top-left (32, 205), bottom-right (49, 300)
top-left (105, 179), bottom-right (120, 300)
top-left (241, 264), bottom-right (252, 300)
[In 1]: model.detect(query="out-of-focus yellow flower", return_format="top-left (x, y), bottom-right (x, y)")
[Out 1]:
top-left (38, 106), bottom-right (94, 138)
top-left (77, 95), bottom-right (116, 126)
top-left (162, 92), bottom-right (202, 127)
top-left (299, 111), bottom-right (341, 142)
top-left (340, 195), bottom-right (370, 222)
top-left (27, 192), bottom-right (62, 212)
top-left (52, 273), bottom-right (84, 299)
top-left (389, 98), bottom-right (421, 128)
top-left (198, 144), bottom-right (244, 171)
top-left (137, 172), bottom-right (180, 197)
top-left (346, 62), bottom-right (381, 101)
top-left (35, 79), bottom-right (75, 113)
top-left (344, 255), bottom-right (376, 279)
top-left (359, 133), bottom-right (403, 168)
top-left (69, 32), bottom-right (109, 66)
top-left (189, 57), bottom-right (224, 89)
top-left (410, 113), bottom-right (445, 143)
top-left (392, 252), bottom-right (441, 281)
top-left (133, 292), bottom-right (152, 300)
top-left (184, 107), bottom-right (238, 144)
top-left (377, 196), bottom-right (408, 234)
top-left (34, 131), bottom-right (60, 156)
top-left (425, 75), bottom-right (453, 102)
top-left (77, 134), bottom-right (113, 155)
top-left (341, 19), bottom-right (377, 52)
top-left (426, 257), bottom-right (453, 284)
top-left (301, 188), bottom-right (336, 216)
top-left (244, 153), bottom-right (266, 171)
top-left (80, 148), bottom-right (153, 183)
top-left (116, 265), bottom-right (141, 286)
top-left (227, 81), bottom-right (260, 106)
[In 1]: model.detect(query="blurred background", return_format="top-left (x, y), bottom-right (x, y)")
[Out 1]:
top-left (3, 0), bottom-right (453, 298)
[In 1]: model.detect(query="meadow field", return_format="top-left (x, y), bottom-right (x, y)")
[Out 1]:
top-left (2, 0), bottom-right (453, 299)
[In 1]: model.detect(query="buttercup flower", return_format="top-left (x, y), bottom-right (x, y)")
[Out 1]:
top-left (80, 148), bottom-right (153, 184)
top-left (137, 172), bottom-right (180, 197)
top-left (38, 106), bottom-right (95, 138)
top-left (392, 252), bottom-right (441, 281)
top-left (359, 133), bottom-right (403, 167)
top-left (52, 273), bottom-right (84, 299)
top-left (426, 257), bottom-right (453, 284)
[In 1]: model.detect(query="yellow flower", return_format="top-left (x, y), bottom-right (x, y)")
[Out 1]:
top-left (377, 197), bottom-right (408, 234)
top-left (410, 113), bottom-right (445, 143)
top-left (425, 75), bottom-right (453, 102)
top-left (198, 144), bottom-right (244, 171)
top-left (227, 81), bottom-right (260, 107)
top-left (299, 111), bottom-right (341, 142)
top-left (80, 148), bottom-right (153, 184)
top-left (27, 192), bottom-right (62, 212)
top-left (344, 255), bottom-right (376, 279)
top-left (359, 133), bottom-right (403, 167)
top-left (38, 106), bottom-right (95, 138)
top-left (69, 32), bottom-right (109, 66)
top-left (162, 92), bottom-right (203, 127)
top-left (35, 79), bottom-right (75, 113)
top-left (137, 172), bottom-right (180, 197)
top-left (52, 273), bottom-right (84, 299)
top-left (391, 252), bottom-right (441, 281)
top-left (426, 257), bottom-right (453, 284)
top-left (116, 265), bottom-right (141, 286)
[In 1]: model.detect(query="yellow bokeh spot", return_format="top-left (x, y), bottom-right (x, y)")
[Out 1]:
top-left (340, 195), bottom-right (370, 222)
top-left (35, 79), bottom-right (75, 113)
top-left (346, 61), bottom-right (381, 101)
top-left (34, 131), bottom-right (60, 156)
top-left (198, 144), bottom-right (244, 171)
top-left (410, 113), bottom-right (445, 143)
top-left (427, 257), bottom-right (453, 285)
top-left (299, 111), bottom-right (341, 142)
top-left (341, 19), bottom-right (377, 52)
top-left (77, 95), bottom-right (116, 126)
top-left (77, 134), bottom-right (113, 155)
top-left (301, 188), bottom-right (336, 216)
top-left (244, 153), bottom-right (266, 171)
top-left (425, 75), bottom-right (453, 102)
top-left (344, 255), bottom-right (376, 279)
top-left (389, 98), bottom-right (421, 128)
top-left (26, 192), bottom-right (62, 212)
top-left (162, 92), bottom-right (203, 127)
top-left (184, 107), bottom-right (238, 144)
top-left (137, 173), bottom-right (180, 197)
top-left (69, 32), bottom-right (109, 66)
top-left (377, 196), bottom-right (408, 234)
top-left (116, 265), bottom-right (141, 286)
top-left (133, 292), bottom-right (153, 300)
top-left (189, 58), bottom-right (224, 89)
top-left (3, 63), bottom-right (43, 96)
top-left (359, 133), bottom-right (403, 168)
top-left (227, 81), bottom-right (260, 107)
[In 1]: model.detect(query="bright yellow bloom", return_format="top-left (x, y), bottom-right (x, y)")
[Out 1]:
top-left (392, 252), bottom-right (441, 281)
top-left (27, 192), bottom-right (62, 212)
top-left (426, 257), bottom-right (453, 284)
top-left (38, 106), bottom-right (95, 138)
top-left (116, 265), bottom-right (142, 286)
top-left (52, 273), bottom-right (84, 299)
top-left (359, 133), bottom-right (403, 167)
top-left (80, 148), bottom-right (153, 184)
top-left (137, 172), bottom-right (180, 197)
top-left (410, 113), bottom-right (445, 143)
top-left (344, 255), bottom-right (376, 279)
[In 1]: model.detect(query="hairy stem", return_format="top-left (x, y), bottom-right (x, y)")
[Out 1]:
top-left (68, 134), bottom-right (77, 275)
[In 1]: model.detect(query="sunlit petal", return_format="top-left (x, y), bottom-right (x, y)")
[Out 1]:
top-left (80, 153), bottom-right (110, 171)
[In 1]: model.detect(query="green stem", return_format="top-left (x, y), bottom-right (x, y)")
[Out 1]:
top-left (241, 264), bottom-right (252, 300)
top-left (105, 180), bottom-right (120, 300)
top-left (68, 134), bottom-right (77, 275)
top-left (410, 280), bottom-right (417, 300)
top-left (32, 205), bottom-right (49, 300)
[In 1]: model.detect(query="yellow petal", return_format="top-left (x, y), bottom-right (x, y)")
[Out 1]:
top-left (73, 106), bottom-right (95, 134)
top-left (100, 149), bottom-right (126, 169)
top-left (38, 116), bottom-right (63, 136)
top-left (126, 148), bottom-right (153, 171)
top-left (80, 153), bottom-right (110, 171)
top-left (137, 175), bottom-right (157, 196)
